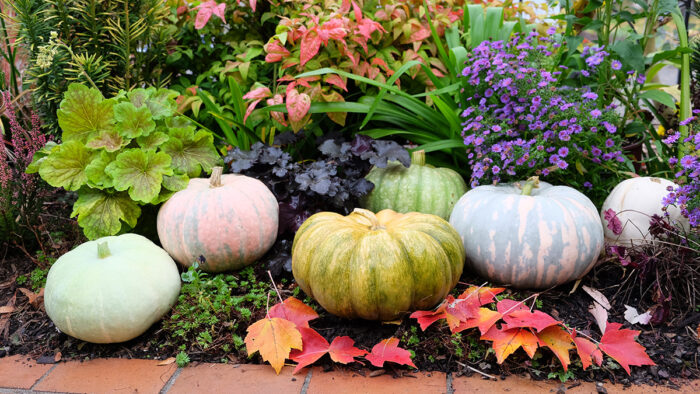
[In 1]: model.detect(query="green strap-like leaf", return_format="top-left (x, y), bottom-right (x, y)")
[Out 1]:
top-left (105, 149), bottom-right (173, 203)
top-left (71, 189), bottom-right (141, 240)
top-left (39, 140), bottom-right (95, 191)
top-left (57, 84), bottom-right (115, 142)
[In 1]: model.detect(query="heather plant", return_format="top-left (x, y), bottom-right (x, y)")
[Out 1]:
top-left (458, 32), bottom-right (628, 205)
top-left (30, 83), bottom-right (220, 240)
top-left (0, 91), bottom-right (54, 249)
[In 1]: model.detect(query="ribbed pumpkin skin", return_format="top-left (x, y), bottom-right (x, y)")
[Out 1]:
top-left (362, 151), bottom-right (467, 220)
top-left (157, 171), bottom-right (278, 272)
top-left (449, 181), bottom-right (604, 289)
top-left (292, 209), bottom-right (465, 321)
top-left (44, 234), bottom-right (181, 343)
top-left (601, 177), bottom-right (688, 245)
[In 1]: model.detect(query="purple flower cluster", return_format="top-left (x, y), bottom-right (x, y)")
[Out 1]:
top-left (459, 33), bottom-right (624, 201)
top-left (663, 115), bottom-right (700, 227)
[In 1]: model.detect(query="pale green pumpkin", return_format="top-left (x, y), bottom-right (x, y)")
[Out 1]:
top-left (44, 234), bottom-right (181, 343)
top-left (292, 208), bottom-right (465, 321)
top-left (362, 150), bottom-right (467, 220)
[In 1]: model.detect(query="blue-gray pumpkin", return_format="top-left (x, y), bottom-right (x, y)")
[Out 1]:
top-left (449, 177), bottom-right (604, 289)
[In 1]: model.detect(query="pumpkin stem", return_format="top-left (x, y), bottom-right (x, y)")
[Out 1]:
top-left (209, 166), bottom-right (223, 188)
top-left (521, 176), bottom-right (540, 196)
top-left (97, 242), bottom-right (111, 259)
top-left (411, 150), bottom-right (426, 166)
top-left (352, 208), bottom-right (385, 231)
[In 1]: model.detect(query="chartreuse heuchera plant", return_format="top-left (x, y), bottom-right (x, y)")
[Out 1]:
top-left (29, 83), bottom-right (220, 239)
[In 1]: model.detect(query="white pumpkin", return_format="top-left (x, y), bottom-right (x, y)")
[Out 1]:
top-left (601, 177), bottom-right (688, 246)
top-left (449, 177), bottom-right (604, 289)
top-left (44, 234), bottom-right (181, 343)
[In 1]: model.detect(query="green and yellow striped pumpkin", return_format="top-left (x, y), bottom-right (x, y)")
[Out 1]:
top-left (362, 150), bottom-right (467, 220)
top-left (449, 177), bottom-right (604, 289)
top-left (292, 208), bottom-right (465, 321)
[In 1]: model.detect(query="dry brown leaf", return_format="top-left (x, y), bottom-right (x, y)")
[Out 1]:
top-left (54, 352), bottom-right (62, 363)
top-left (18, 287), bottom-right (44, 309)
top-left (158, 357), bottom-right (176, 366)
top-left (588, 302), bottom-right (609, 334)
top-left (0, 306), bottom-right (15, 314)
top-left (582, 285), bottom-right (611, 310)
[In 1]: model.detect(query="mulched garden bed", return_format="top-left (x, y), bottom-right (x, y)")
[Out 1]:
top-left (1, 242), bottom-right (698, 389)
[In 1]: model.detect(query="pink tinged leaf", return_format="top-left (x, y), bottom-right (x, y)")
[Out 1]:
top-left (496, 299), bottom-right (528, 315)
top-left (267, 94), bottom-right (287, 126)
top-left (249, 0), bottom-right (256, 12)
top-left (317, 19), bottom-right (347, 45)
top-left (289, 327), bottom-right (329, 374)
top-left (328, 336), bottom-right (367, 364)
top-left (339, 0), bottom-right (351, 14)
top-left (365, 337), bottom-right (416, 368)
top-left (324, 74), bottom-right (347, 91)
top-left (300, 30), bottom-right (322, 67)
top-left (352, 1), bottom-right (362, 22)
top-left (268, 297), bottom-right (319, 328)
top-left (194, 1), bottom-right (226, 30)
top-left (264, 41), bottom-right (290, 63)
top-left (598, 322), bottom-right (655, 375)
top-left (502, 310), bottom-right (561, 332)
top-left (355, 19), bottom-right (385, 41)
top-left (286, 89), bottom-right (310, 123)
top-left (242, 87), bottom-right (272, 100)
top-left (243, 99), bottom-right (261, 124)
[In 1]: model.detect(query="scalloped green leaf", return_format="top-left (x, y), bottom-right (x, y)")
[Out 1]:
top-left (160, 127), bottom-right (220, 177)
top-left (85, 129), bottom-right (130, 152)
top-left (38, 140), bottom-right (95, 191)
top-left (57, 84), bottom-right (115, 142)
top-left (26, 141), bottom-right (59, 174)
top-left (150, 188), bottom-right (176, 205)
top-left (162, 173), bottom-right (189, 192)
top-left (127, 89), bottom-right (148, 108)
top-left (132, 87), bottom-right (178, 120)
top-left (105, 149), bottom-right (173, 203)
top-left (114, 102), bottom-right (156, 138)
top-left (85, 151), bottom-right (117, 188)
top-left (71, 189), bottom-right (141, 240)
top-left (136, 131), bottom-right (170, 150)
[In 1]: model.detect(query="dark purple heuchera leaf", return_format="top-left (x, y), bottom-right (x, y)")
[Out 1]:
top-left (225, 148), bottom-right (259, 173)
top-left (350, 134), bottom-right (372, 156)
top-left (603, 209), bottom-right (623, 235)
top-left (350, 178), bottom-right (374, 197)
top-left (370, 140), bottom-right (411, 168)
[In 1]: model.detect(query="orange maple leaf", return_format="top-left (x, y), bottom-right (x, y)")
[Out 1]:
top-left (244, 317), bottom-right (302, 374)
top-left (481, 326), bottom-right (539, 363)
top-left (536, 325), bottom-right (574, 370)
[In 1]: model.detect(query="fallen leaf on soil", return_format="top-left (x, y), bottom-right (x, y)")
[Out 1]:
top-left (328, 336), bottom-right (367, 364)
top-left (244, 317), bottom-right (302, 374)
top-left (588, 302), bottom-right (608, 334)
top-left (409, 307), bottom-right (447, 331)
top-left (598, 322), bottom-right (656, 374)
top-left (289, 327), bottom-right (329, 374)
top-left (582, 285), bottom-right (611, 310)
top-left (0, 294), bottom-right (15, 338)
top-left (18, 288), bottom-right (44, 309)
top-left (536, 326), bottom-right (574, 370)
top-left (496, 299), bottom-right (529, 315)
top-left (54, 352), bottom-right (62, 363)
top-left (365, 337), bottom-right (416, 368)
top-left (502, 309), bottom-right (561, 332)
top-left (481, 325), bottom-right (539, 363)
top-left (157, 357), bottom-right (176, 366)
top-left (572, 331), bottom-right (603, 370)
top-left (267, 297), bottom-right (318, 328)
top-left (623, 305), bottom-right (652, 325)
top-left (0, 306), bottom-right (14, 314)
top-left (452, 307), bottom-right (502, 335)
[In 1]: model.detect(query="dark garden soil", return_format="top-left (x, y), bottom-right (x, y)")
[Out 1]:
top-left (1, 243), bottom-right (698, 390)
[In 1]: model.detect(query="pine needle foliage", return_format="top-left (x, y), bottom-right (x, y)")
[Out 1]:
top-left (9, 0), bottom-right (176, 134)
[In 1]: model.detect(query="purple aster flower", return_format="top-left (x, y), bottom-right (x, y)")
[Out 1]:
top-left (680, 117), bottom-right (696, 126)
top-left (611, 60), bottom-right (622, 70)
top-left (582, 92), bottom-right (598, 100)
top-left (605, 138), bottom-right (615, 148)
top-left (557, 160), bottom-right (569, 169)
top-left (680, 155), bottom-right (696, 168)
top-left (636, 74), bottom-right (646, 85)
top-left (591, 109), bottom-right (602, 118)
top-left (558, 147), bottom-right (569, 157)
top-left (492, 166), bottom-right (500, 174)
top-left (591, 146), bottom-right (602, 156)
top-left (583, 181), bottom-right (593, 189)
top-left (601, 121), bottom-right (617, 134)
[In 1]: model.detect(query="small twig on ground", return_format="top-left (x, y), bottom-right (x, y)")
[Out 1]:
top-left (456, 361), bottom-right (497, 380)
top-left (267, 270), bottom-right (284, 304)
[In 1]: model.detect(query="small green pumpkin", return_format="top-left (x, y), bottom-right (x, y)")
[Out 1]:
top-left (44, 234), bottom-right (181, 343)
top-left (361, 150), bottom-right (468, 220)
top-left (292, 208), bottom-right (465, 321)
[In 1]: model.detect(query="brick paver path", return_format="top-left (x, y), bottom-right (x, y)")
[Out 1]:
top-left (1, 355), bottom-right (698, 393)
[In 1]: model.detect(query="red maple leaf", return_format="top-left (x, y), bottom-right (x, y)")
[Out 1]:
top-left (453, 307), bottom-right (502, 335)
top-left (409, 306), bottom-right (447, 331)
top-left (571, 330), bottom-right (603, 370)
top-left (267, 297), bottom-right (319, 329)
top-left (289, 327), bottom-right (329, 374)
top-left (536, 325), bottom-right (574, 370)
top-left (598, 322), bottom-right (655, 374)
top-left (328, 336), bottom-right (367, 364)
top-left (481, 325), bottom-right (539, 364)
top-left (502, 310), bottom-right (561, 332)
top-left (365, 337), bottom-right (416, 368)
top-left (496, 299), bottom-right (529, 315)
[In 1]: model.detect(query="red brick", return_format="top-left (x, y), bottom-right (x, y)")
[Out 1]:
top-left (0, 355), bottom-right (53, 389)
top-left (33, 358), bottom-right (176, 394)
top-left (168, 363), bottom-right (306, 394)
top-left (307, 369), bottom-right (447, 394)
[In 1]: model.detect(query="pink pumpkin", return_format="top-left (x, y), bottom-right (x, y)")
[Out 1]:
top-left (157, 167), bottom-right (278, 272)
